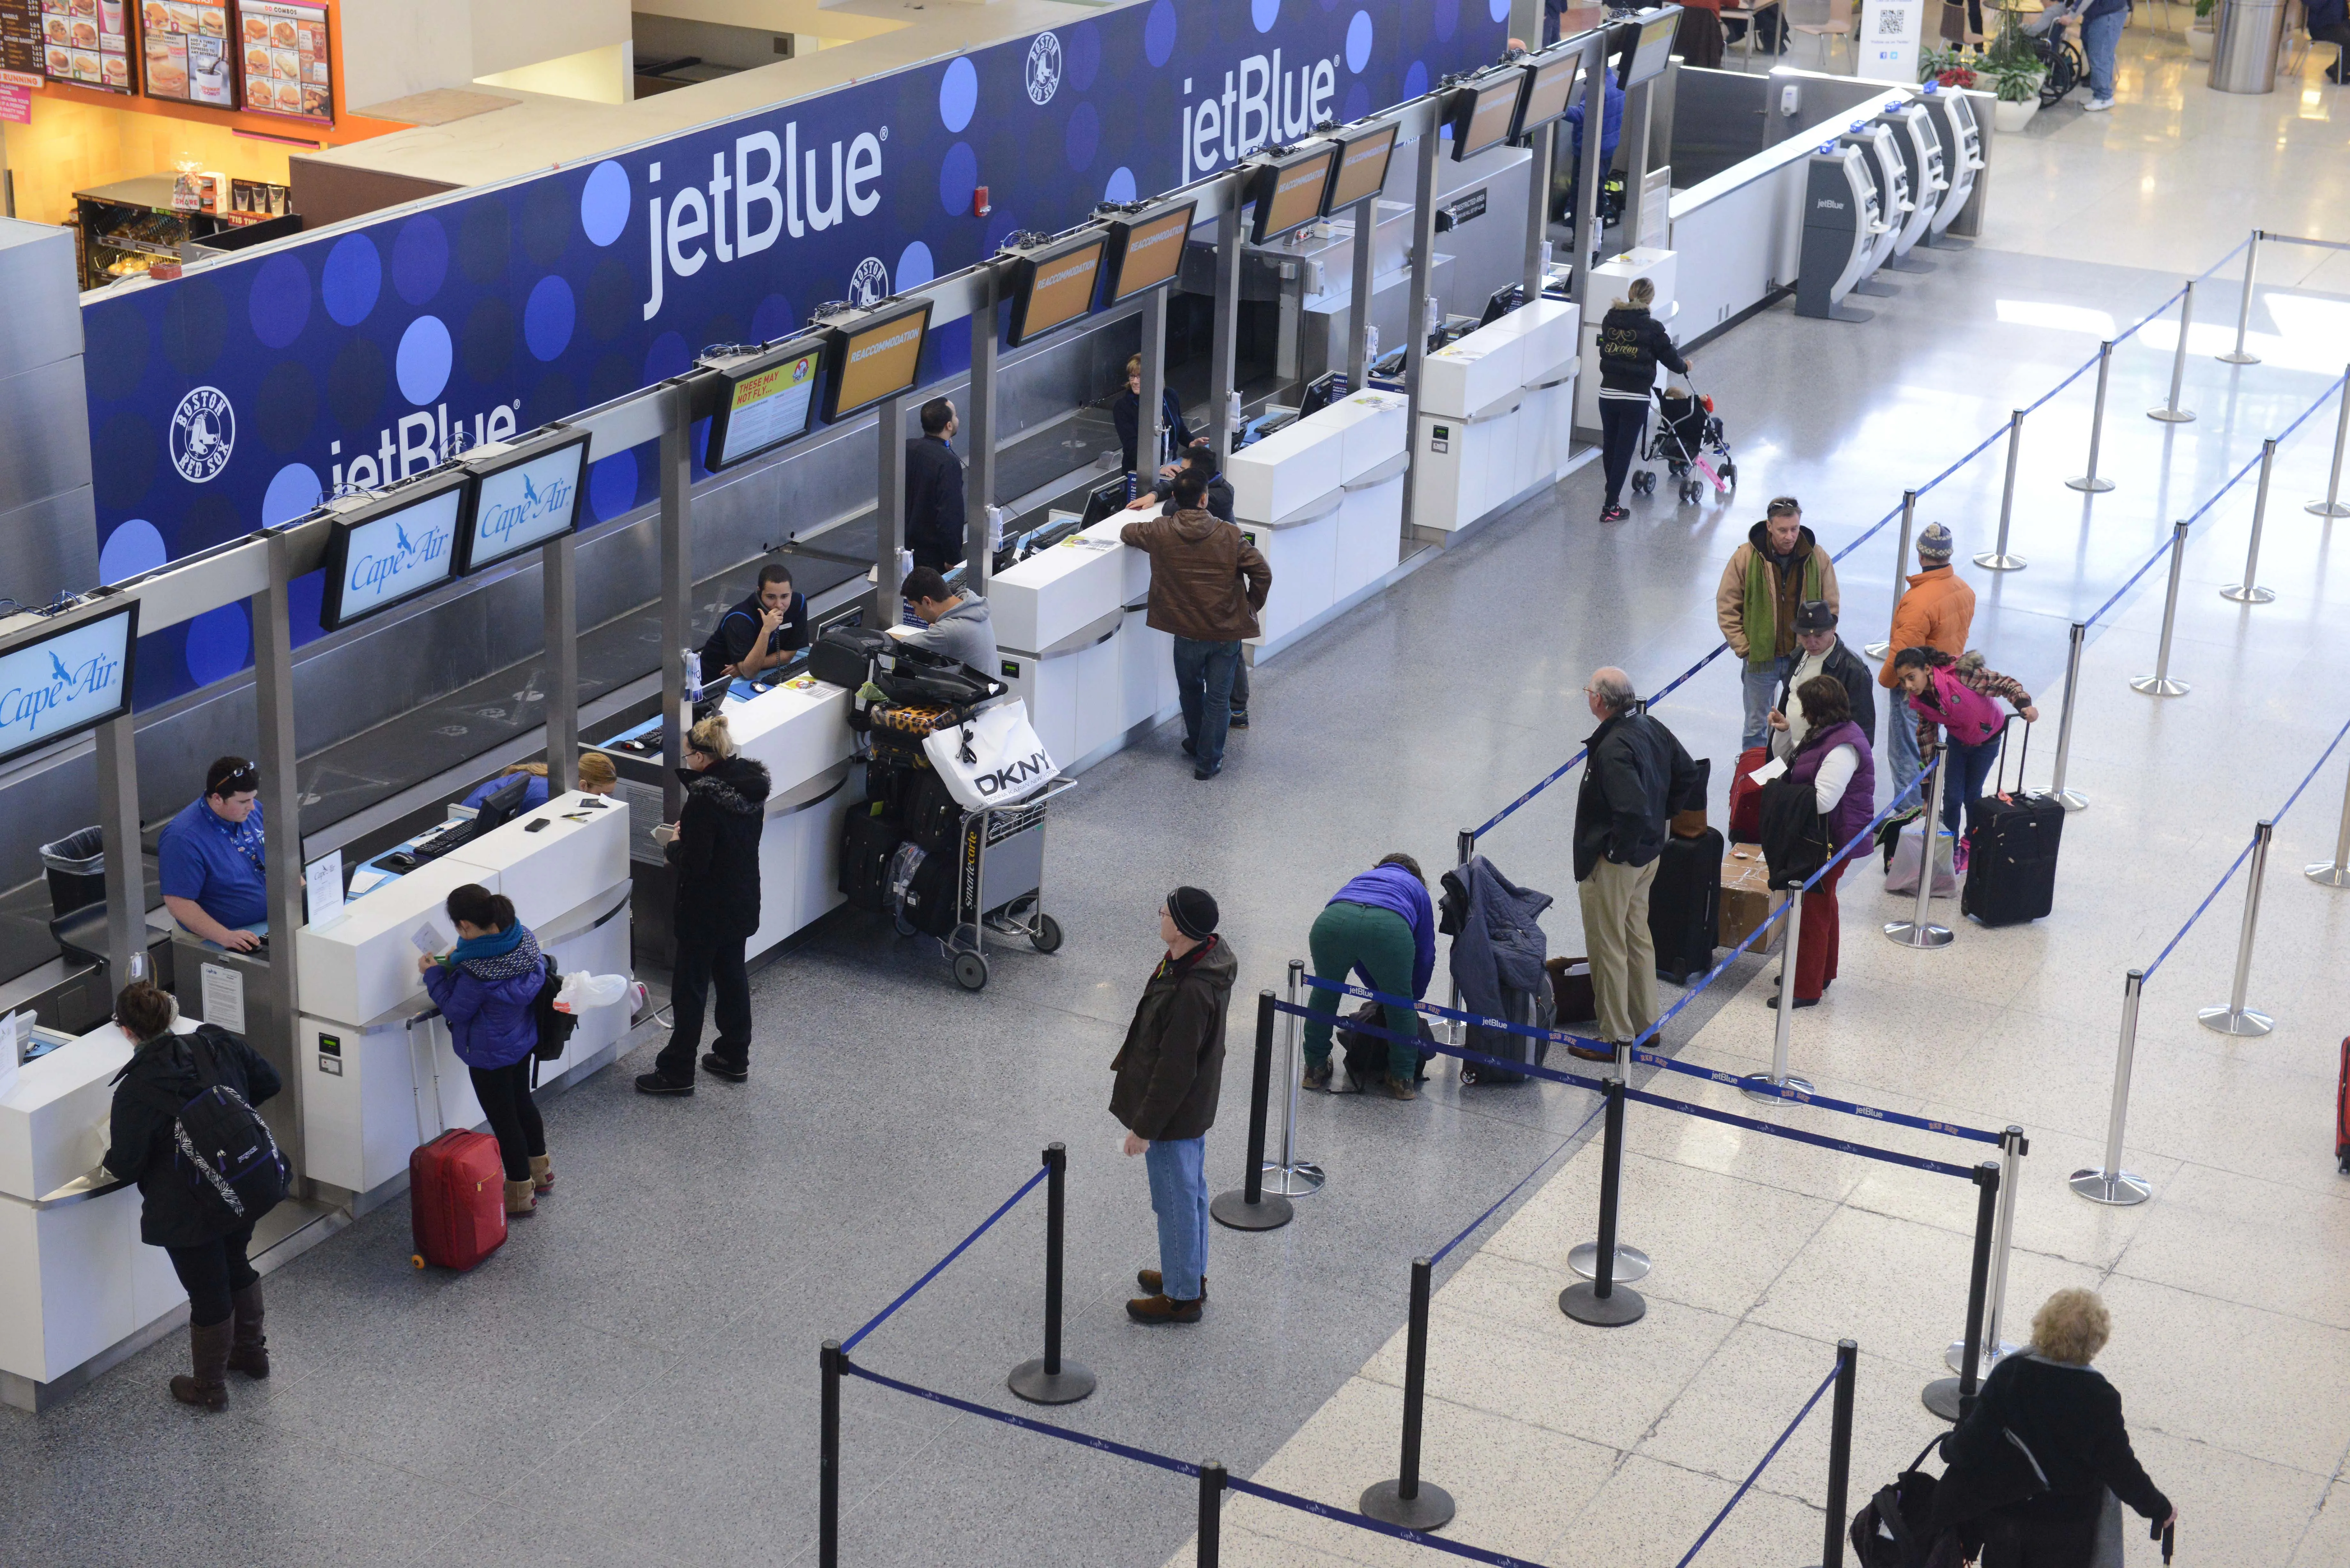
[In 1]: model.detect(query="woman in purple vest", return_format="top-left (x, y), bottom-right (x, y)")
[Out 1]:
top-left (1775, 676), bottom-right (1874, 1010)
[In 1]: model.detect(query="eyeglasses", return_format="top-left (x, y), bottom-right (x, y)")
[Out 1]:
top-left (215, 767), bottom-right (258, 794)
top-left (1767, 497), bottom-right (1801, 515)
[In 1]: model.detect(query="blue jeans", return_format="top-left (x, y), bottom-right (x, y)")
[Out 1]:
top-left (1171, 637), bottom-right (1241, 769)
top-left (1741, 656), bottom-right (1794, 750)
top-left (1888, 704), bottom-right (1923, 802)
top-left (1940, 734), bottom-right (2002, 840)
top-left (1143, 1136), bottom-right (1208, 1301)
top-left (2081, 9), bottom-right (2124, 102)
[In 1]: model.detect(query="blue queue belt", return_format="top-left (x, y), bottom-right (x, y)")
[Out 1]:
top-left (840, 1164), bottom-right (1048, 1353)
top-left (1673, 1360), bottom-right (1842, 1568)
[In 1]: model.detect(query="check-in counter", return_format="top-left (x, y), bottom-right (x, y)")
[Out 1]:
top-left (992, 522), bottom-right (1180, 775)
top-left (1413, 298), bottom-right (1583, 535)
top-left (1228, 388), bottom-right (1413, 655)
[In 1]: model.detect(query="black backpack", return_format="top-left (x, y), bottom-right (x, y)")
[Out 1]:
top-left (531, 955), bottom-right (577, 1063)
top-left (1850, 1436), bottom-right (1966, 1568)
top-left (170, 1026), bottom-right (288, 1228)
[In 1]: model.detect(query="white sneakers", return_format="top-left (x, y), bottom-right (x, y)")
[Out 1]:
top-left (2084, 97), bottom-right (2113, 111)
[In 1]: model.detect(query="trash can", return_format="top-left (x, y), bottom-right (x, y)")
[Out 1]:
top-left (38, 826), bottom-right (107, 919)
top-left (2208, 0), bottom-right (2288, 93)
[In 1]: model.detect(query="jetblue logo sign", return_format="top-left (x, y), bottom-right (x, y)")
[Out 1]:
top-left (0, 616), bottom-right (132, 756)
top-left (641, 124), bottom-right (889, 321)
top-left (1179, 52), bottom-right (1338, 182)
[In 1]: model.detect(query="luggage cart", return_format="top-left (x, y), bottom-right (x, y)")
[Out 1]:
top-left (895, 776), bottom-right (1077, 990)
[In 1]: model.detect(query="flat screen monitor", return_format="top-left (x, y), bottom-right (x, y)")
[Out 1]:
top-left (319, 473), bottom-right (469, 631)
top-left (822, 301), bottom-right (932, 423)
top-left (1624, 10), bottom-right (1680, 87)
top-left (704, 334), bottom-right (828, 471)
top-left (1298, 372), bottom-right (1346, 419)
top-left (1511, 47), bottom-right (1583, 139)
top-left (1248, 142), bottom-right (1339, 243)
top-left (0, 601), bottom-right (140, 766)
top-left (1078, 477), bottom-right (1135, 527)
top-left (1103, 200), bottom-right (1197, 303)
top-left (1450, 70), bottom-right (1527, 162)
top-left (1006, 231), bottom-right (1109, 346)
top-left (473, 773), bottom-right (532, 835)
top-left (1323, 122), bottom-right (1399, 211)
top-left (455, 427), bottom-right (589, 573)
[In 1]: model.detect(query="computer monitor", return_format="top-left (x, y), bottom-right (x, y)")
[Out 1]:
top-left (821, 300), bottom-right (933, 422)
top-left (472, 773), bottom-right (533, 835)
top-left (1480, 283), bottom-right (1526, 326)
top-left (703, 333), bottom-right (829, 471)
top-left (1103, 200), bottom-right (1198, 303)
top-left (1623, 9), bottom-right (1680, 88)
top-left (1298, 372), bottom-right (1346, 419)
top-left (1248, 141), bottom-right (1340, 244)
top-left (1078, 476), bottom-right (1136, 526)
top-left (1005, 230), bottom-right (1109, 346)
top-left (1449, 68), bottom-right (1527, 162)
top-left (455, 425), bottom-right (590, 573)
top-left (318, 471), bottom-right (470, 631)
top-left (1323, 121), bottom-right (1400, 211)
top-left (1511, 46), bottom-right (1583, 140)
top-left (0, 598), bottom-right (140, 767)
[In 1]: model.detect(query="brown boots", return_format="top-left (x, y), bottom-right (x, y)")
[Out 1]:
top-left (504, 1178), bottom-right (538, 1215)
top-left (225, 1284), bottom-right (269, 1379)
top-left (169, 1319), bottom-right (233, 1411)
top-left (528, 1153), bottom-right (554, 1193)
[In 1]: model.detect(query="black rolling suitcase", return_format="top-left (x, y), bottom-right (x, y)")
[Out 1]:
top-left (839, 804), bottom-right (902, 913)
top-left (902, 770), bottom-right (964, 856)
top-left (1649, 825), bottom-right (1724, 984)
top-left (1961, 719), bottom-right (2063, 927)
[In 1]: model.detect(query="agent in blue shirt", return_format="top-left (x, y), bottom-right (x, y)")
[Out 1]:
top-left (159, 756), bottom-right (268, 952)
top-left (1298, 854), bottom-right (1437, 1099)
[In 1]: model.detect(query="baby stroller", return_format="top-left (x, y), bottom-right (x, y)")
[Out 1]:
top-left (1630, 378), bottom-right (1736, 506)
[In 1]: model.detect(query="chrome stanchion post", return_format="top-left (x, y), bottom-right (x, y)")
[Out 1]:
top-left (1263, 959), bottom-right (1324, 1195)
top-left (2221, 438), bottom-right (2279, 604)
top-left (2067, 341), bottom-right (2117, 494)
top-left (2309, 366), bottom-right (2350, 519)
top-left (1924, 1161), bottom-right (2001, 1421)
top-left (2149, 280), bottom-right (2197, 423)
top-left (2071, 970), bottom-right (2153, 1206)
top-left (1948, 1125), bottom-right (2027, 1382)
top-left (2305, 761), bottom-right (2350, 887)
top-left (1975, 409), bottom-right (2029, 570)
top-left (2129, 521), bottom-right (2193, 697)
top-left (1866, 490), bottom-right (1917, 659)
top-left (1561, 1078), bottom-right (1648, 1327)
top-left (2217, 229), bottom-right (2261, 365)
top-left (2199, 819), bottom-right (2277, 1037)
top-left (1360, 1257), bottom-right (1457, 1529)
top-left (1885, 755), bottom-right (1954, 948)
top-left (1743, 886), bottom-right (1816, 1103)
top-left (2050, 621), bottom-right (2089, 811)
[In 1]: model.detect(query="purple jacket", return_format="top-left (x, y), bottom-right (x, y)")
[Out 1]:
top-left (1789, 720), bottom-right (1876, 853)
top-left (1329, 864), bottom-right (1437, 1000)
top-left (421, 926), bottom-right (546, 1070)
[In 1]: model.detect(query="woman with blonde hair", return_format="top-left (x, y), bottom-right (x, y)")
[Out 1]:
top-left (1592, 275), bottom-right (1689, 524)
top-left (637, 713), bottom-right (770, 1095)
top-left (461, 752), bottom-right (620, 813)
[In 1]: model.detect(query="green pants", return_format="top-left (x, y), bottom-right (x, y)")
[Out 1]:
top-left (1302, 901), bottom-right (1422, 1081)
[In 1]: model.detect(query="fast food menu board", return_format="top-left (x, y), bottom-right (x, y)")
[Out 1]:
top-left (235, 0), bottom-right (329, 121)
top-left (2, 0), bottom-right (44, 77)
top-left (39, 0), bottom-right (134, 92)
top-left (141, 0), bottom-right (232, 105)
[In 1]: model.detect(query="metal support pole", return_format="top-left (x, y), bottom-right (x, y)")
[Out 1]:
top-left (658, 380), bottom-right (694, 819)
top-left (1948, 1126), bottom-right (2027, 1380)
top-left (2218, 229), bottom-right (2261, 364)
top-left (1808, 1340), bottom-right (1859, 1568)
top-left (1399, 126), bottom-right (1441, 534)
top-left (1974, 409), bottom-right (2029, 570)
top-left (2148, 281), bottom-right (2196, 423)
top-left (1561, 1079), bottom-right (1647, 1326)
top-left (94, 713), bottom-right (146, 992)
top-left (2066, 341), bottom-right (2117, 493)
top-left (1619, 79), bottom-right (1654, 252)
top-left (2049, 622), bottom-right (2088, 811)
top-left (1264, 959), bottom-right (1324, 1195)
top-left (1140, 287), bottom-right (1172, 477)
top-left (1923, 1161), bottom-right (2000, 1421)
top-left (2130, 520), bottom-right (2194, 696)
top-left (1744, 886), bottom-right (1817, 1103)
top-left (965, 268), bottom-right (999, 594)
top-left (1360, 1257), bottom-right (1458, 1529)
top-left (1009, 1142), bottom-right (1096, 1403)
top-left (1197, 1461), bottom-right (1227, 1566)
top-left (1213, 991), bottom-right (1294, 1230)
top-left (2070, 970), bottom-right (2153, 1205)
top-left (1209, 174), bottom-right (1245, 465)
top-left (1444, 829), bottom-right (1474, 1029)
top-left (1885, 755), bottom-right (1954, 948)
top-left (1524, 121), bottom-right (1555, 303)
top-left (251, 529), bottom-right (306, 1180)
top-left (1866, 490), bottom-right (1917, 659)
top-left (541, 529), bottom-right (578, 792)
top-left (1572, 41), bottom-right (1606, 288)
top-left (2304, 758), bottom-right (2350, 886)
top-left (1347, 194), bottom-right (1378, 391)
top-left (2221, 438), bottom-right (2279, 604)
top-left (819, 1340), bottom-right (841, 1568)
top-left (2198, 819), bottom-right (2276, 1037)
top-left (873, 392), bottom-right (906, 614)
top-left (2308, 366), bottom-right (2350, 519)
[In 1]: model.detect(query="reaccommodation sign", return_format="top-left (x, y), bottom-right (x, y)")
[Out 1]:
top-left (79, 0), bottom-right (1505, 705)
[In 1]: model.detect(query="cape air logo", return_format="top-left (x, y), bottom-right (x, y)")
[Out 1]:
top-left (848, 256), bottom-right (892, 308)
top-left (170, 387), bottom-right (235, 484)
top-left (0, 625), bottom-right (128, 747)
top-left (1025, 32), bottom-right (1062, 105)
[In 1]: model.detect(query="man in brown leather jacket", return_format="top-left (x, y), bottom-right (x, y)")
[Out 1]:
top-left (1119, 469), bottom-right (1272, 780)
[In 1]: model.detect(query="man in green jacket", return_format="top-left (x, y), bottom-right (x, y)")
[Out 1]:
top-left (1715, 497), bottom-right (1840, 751)
top-left (1112, 886), bottom-right (1234, 1324)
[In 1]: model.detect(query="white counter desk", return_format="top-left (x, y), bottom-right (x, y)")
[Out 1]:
top-left (1226, 388), bottom-right (1413, 656)
top-left (1412, 297), bottom-right (1583, 535)
top-left (989, 520), bottom-right (1179, 776)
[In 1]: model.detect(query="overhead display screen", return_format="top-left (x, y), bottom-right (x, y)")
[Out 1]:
top-left (823, 301), bottom-right (932, 421)
top-left (1512, 49), bottom-right (1583, 139)
top-left (1105, 201), bottom-right (1197, 303)
top-left (0, 603), bottom-right (140, 766)
top-left (1249, 143), bottom-right (1339, 243)
top-left (1451, 71), bottom-right (1526, 162)
top-left (704, 335), bottom-right (827, 471)
top-left (1323, 123), bottom-right (1400, 211)
top-left (320, 476), bottom-right (467, 631)
top-left (1625, 11), bottom-right (1680, 87)
top-left (458, 430), bottom-right (590, 572)
top-left (1007, 234), bottom-right (1108, 347)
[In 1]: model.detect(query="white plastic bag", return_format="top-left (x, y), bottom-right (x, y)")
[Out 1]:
top-left (1884, 821), bottom-right (1958, 898)
top-left (923, 698), bottom-right (1059, 810)
top-left (554, 970), bottom-right (632, 1014)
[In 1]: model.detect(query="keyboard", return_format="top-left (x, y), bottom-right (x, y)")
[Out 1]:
top-left (407, 821), bottom-right (477, 863)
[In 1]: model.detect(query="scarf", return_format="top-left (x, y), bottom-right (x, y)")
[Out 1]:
top-left (447, 923), bottom-right (540, 981)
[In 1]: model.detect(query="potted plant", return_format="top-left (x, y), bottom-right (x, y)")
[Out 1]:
top-left (1990, 56), bottom-right (2045, 129)
top-left (2189, 0), bottom-right (2216, 60)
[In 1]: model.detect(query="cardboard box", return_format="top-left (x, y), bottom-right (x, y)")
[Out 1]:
top-left (1719, 843), bottom-right (1784, 955)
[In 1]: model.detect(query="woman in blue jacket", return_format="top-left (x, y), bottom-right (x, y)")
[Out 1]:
top-left (1300, 854), bottom-right (1436, 1100)
top-left (419, 884), bottom-right (551, 1216)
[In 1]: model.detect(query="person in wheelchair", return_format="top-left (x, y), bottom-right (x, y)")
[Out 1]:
top-left (2026, 0), bottom-right (2121, 111)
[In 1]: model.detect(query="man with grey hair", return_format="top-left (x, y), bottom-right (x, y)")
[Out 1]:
top-left (1570, 667), bottom-right (1703, 1060)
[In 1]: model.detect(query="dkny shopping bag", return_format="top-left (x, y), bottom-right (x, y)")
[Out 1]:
top-left (922, 699), bottom-right (1059, 810)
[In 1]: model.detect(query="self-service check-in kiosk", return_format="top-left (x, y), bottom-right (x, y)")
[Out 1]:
top-left (1796, 144), bottom-right (1882, 323)
top-left (1836, 121), bottom-right (1908, 296)
top-left (1872, 100), bottom-right (1943, 271)
top-left (1918, 85), bottom-right (1983, 248)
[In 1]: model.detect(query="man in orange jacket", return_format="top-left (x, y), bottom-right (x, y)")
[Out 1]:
top-left (1876, 522), bottom-right (1974, 795)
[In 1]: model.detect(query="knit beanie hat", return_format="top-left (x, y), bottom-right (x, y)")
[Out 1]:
top-left (1166, 886), bottom-right (1219, 941)
top-left (1917, 522), bottom-right (1954, 560)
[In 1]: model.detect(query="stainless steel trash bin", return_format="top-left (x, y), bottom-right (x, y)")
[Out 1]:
top-left (2208, 0), bottom-right (2289, 93)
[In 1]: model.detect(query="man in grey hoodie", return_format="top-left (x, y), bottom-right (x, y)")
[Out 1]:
top-left (900, 566), bottom-right (1001, 674)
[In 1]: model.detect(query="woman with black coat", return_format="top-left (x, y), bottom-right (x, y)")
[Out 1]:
top-left (102, 980), bottom-right (284, 1410)
top-left (1594, 276), bottom-right (1690, 524)
top-left (638, 712), bottom-right (772, 1096)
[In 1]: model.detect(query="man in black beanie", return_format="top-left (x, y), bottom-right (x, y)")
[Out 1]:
top-left (1111, 886), bottom-right (1236, 1324)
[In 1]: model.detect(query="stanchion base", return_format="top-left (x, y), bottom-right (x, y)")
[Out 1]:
top-left (2305, 862), bottom-right (2350, 888)
top-left (1863, 640), bottom-right (1891, 660)
top-left (1559, 1281), bottom-right (1647, 1326)
top-left (2069, 1167), bottom-right (2153, 1206)
top-left (2197, 1004), bottom-right (2275, 1037)
top-left (1972, 551), bottom-right (2028, 572)
top-left (1359, 1479), bottom-right (1456, 1532)
top-left (1883, 920), bottom-right (1954, 949)
top-left (2065, 475), bottom-right (2115, 494)
top-left (2057, 790), bottom-right (2088, 812)
top-left (1740, 1073), bottom-right (1816, 1106)
top-left (2216, 351), bottom-right (2261, 366)
top-left (2148, 406), bottom-right (2197, 424)
top-left (1946, 1338), bottom-right (2021, 1376)
top-left (2308, 500), bottom-right (2350, 519)
top-left (1262, 1161), bottom-right (1326, 1197)
top-left (1210, 1190), bottom-right (1294, 1231)
top-left (1006, 1358), bottom-right (1097, 1406)
top-left (2129, 675), bottom-right (2191, 697)
top-left (1567, 1241), bottom-right (1652, 1283)
top-left (2220, 584), bottom-right (2277, 604)
top-left (1922, 1376), bottom-right (1970, 1422)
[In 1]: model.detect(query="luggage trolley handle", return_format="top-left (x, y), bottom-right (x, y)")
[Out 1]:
top-left (406, 1008), bottom-right (447, 1144)
top-left (1992, 712), bottom-right (2033, 799)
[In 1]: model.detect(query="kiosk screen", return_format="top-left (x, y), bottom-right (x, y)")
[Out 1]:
top-left (1512, 49), bottom-right (1582, 138)
top-left (1105, 201), bottom-right (1197, 302)
top-left (1624, 12), bottom-right (1679, 87)
top-left (0, 603), bottom-right (140, 767)
top-left (1324, 123), bottom-right (1399, 210)
top-left (1007, 234), bottom-right (1108, 346)
top-left (706, 337), bottom-right (826, 470)
top-left (458, 430), bottom-right (589, 572)
top-left (823, 302), bottom-right (932, 421)
top-left (1451, 71), bottom-right (1525, 162)
top-left (321, 475), bottom-right (467, 630)
top-left (1250, 143), bottom-right (1339, 243)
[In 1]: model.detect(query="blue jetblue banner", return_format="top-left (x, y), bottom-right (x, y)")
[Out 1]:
top-left (79, 0), bottom-right (1507, 705)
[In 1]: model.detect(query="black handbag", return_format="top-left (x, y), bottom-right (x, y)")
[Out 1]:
top-left (1757, 772), bottom-right (1831, 891)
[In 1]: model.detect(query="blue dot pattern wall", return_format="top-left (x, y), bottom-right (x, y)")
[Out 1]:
top-left (81, 0), bottom-right (1508, 707)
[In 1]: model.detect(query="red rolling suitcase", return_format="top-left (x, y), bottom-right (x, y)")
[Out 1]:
top-left (1728, 745), bottom-right (1769, 844)
top-left (410, 1130), bottom-right (507, 1271)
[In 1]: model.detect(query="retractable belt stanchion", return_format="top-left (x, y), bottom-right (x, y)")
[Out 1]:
top-left (2149, 281), bottom-right (2197, 423)
top-left (1948, 1126), bottom-right (2026, 1383)
top-left (1808, 1340), bottom-right (1860, 1568)
top-left (819, 1339), bottom-right (842, 1568)
top-left (1008, 1142), bottom-right (1096, 1404)
top-left (2129, 521), bottom-right (2193, 697)
top-left (1212, 992), bottom-right (1294, 1230)
top-left (1359, 1257), bottom-right (1456, 1530)
top-left (1974, 409), bottom-right (2029, 571)
top-left (1263, 960), bottom-right (1324, 1196)
top-left (1885, 755), bottom-right (1954, 948)
top-left (2071, 969), bottom-right (2154, 1205)
top-left (2218, 228), bottom-right (2262, 365)
top-left (2309, 364), bottom-right (2350, 519)
top-left (1197, 1460), bottom-right (1227, 1566)
top-left (2306, 762), bottom-right (2350, 887)
top-left (1569, 1060), bottom-right (1651, 1281)
top-left (2221, 439), bottom-right (2279, 604)
top-left (1742, 887), bottom-right (1815, 1104)
top-left (1560, 1078), bottom-right (1647, 1327)
top-left (2198, 819), bottom-right (2276, 1037)
top-left (2067, 341), bottom-right (2117, 494)
top-left (1924, 1161), bottom-right (2001, 1421)
top-left (1866, 490), bottom-right (1917, 660)
top-left (2049, 622), bottom-right (2089, 812)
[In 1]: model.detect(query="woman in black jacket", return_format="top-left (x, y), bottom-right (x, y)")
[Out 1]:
top-left (102, 980), bottom-right (284, 1410)
top-left (1594, 276), bottom-right (1689, 524)
top-left (1111, 353), bottom-right (1196, 477)
top-left (1944, 1288), bottom-right (2175, 1565)
top-left (638, 712), bottom-right (772, 1095)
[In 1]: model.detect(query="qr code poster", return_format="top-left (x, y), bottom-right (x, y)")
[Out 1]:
top-left (1856, 0), bottom-right (1923, 79)
top-left (1876, 3), bottom-right (1910, 34)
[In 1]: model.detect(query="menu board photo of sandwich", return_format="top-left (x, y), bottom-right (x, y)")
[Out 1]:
top-left (39, 0), bottom-right (133, 93)
top-left (141, 0), bottom-right (231, 105)
top-left (235, 0), bottom-right (329, 121)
